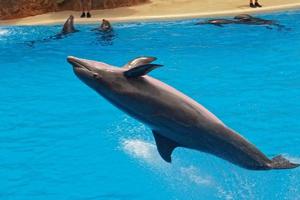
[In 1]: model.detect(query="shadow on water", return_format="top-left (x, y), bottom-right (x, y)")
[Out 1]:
top-left (93, 30), bottom-right (117, 46)
top-left (25, 14), bottom-right (79, 48)
top-left (266, 23), bottom-right (291, 31)
top-left (24, 29), bottom-right (117, 48)
top-left (25, 31), bottom-right (79, 48)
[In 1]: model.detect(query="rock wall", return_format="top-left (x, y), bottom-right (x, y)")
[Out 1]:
top-left (0, 0), bottom-right (149, 20)
top-left (0, 0), bottom-right (56, 20)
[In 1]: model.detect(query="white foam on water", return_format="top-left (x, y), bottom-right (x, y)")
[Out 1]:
top-left (121, 138), bottom-right (213, 188)
top-left (116, 23), bottom-right (145, 29)
top-left (179, 165), bottom-right (212, 186)
top-left (120, 137), bottom-right (274, 200)
top-left (122, 139), bottom-right (160, 164)
top-left (215, 187), bottom-right (234, 200)
top-left (284, 154), bottom-right (300, 163)
top-left (0, 29), bottom-right (9, 36)
top-left (123, 137), bottom-right (300, 198)
top-left (115, 118), bottom-right (270, 199)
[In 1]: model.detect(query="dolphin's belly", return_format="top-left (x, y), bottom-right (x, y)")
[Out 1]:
top-left (112, 76), bottom-right (227, 144)
top-left (109, 76), bottom-right (272, 168)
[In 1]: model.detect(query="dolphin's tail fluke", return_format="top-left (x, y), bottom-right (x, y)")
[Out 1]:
top-left (271, 155), bottom-right (300, 169)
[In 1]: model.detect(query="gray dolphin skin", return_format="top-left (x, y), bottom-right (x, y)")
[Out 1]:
top-left (61, 15), bottom-right (77, 35)
top-left (197, 14), bottom-right (286, 29)
top-left (26, 15), bottom-right (77, 47)
top-left (234, 14), bottom-right (277, 25)
top-left (100, 19), bottom-right (113, 32)
top-left (67, 56), bottom-right (299, 170)
top-left (234, 14), bottom-right (253, 20)
top-left (196, 19), bottom-right (235, 26)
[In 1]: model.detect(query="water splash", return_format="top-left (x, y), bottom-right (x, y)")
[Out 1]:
top-left (115, 119), bottom-right (256, 199)
top-left (122, 139), bottom-right (159, 164)
top-left (116, 23), bottom-right (145, 29)
top-left (121, 138), bottom-right (213, 187)
top-left (284, 154), bottom-right (300, 164)
top-left (0, 29), bottom-right (9, 36)
top-left (109, 116), bottom-right (300, 199)
top-left (180, 165), bottom-right (212, 186)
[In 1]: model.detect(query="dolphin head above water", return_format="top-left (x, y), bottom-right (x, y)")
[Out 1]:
top-left (67, 56), bottom-right (118, 96)
top-left (62, 15), bottom-right (76, 35)
top-left (67, 56), bottom-right (161, 101)
top-left (100, 19), bottom-right (113, 32)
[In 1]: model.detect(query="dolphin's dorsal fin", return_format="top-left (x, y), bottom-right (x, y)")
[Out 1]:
top-left (62, 15), bottom-right (75, 34)
top-left (124, 63), bottom-right (163, 78)
top-left (123, 56), bottom-right (157, 69)
top-left (152, 131), bottom-right (179, 163)
top-left (123, 56), bottom-right (162, 78)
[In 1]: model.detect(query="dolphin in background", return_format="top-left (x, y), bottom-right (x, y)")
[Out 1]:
top-left (60, 15), bottom-right (77, 35)
top-left (27, 15), bottom-right (78, 47)
top-left (92, 19), bottom-right (113, 33)
top-left (233, 14), bottom-right (254, 21)
top-left (99, 19), bottom-right (113, 32)
top-left (196, 19), bottom-right (236, 27)
top-left (93, 19), bottom-right (115, 46)
top-left (196, 14), bottom-right (288, 30)
top-left (67, 56), bottom-right (299, 170)
top-left (234, 14), bottom-right (286, 29)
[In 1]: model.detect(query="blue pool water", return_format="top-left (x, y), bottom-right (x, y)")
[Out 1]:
top-left (0, 10), bottom-right (300, 200)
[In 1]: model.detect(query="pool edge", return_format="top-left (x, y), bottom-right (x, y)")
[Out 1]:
top-left (1, 2), bottom-right (300, 26)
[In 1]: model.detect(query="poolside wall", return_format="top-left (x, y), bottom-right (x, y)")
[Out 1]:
top-left (0, 0), bottom-right (149, 20)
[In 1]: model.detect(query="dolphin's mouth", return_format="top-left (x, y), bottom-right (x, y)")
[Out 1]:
top-left (67, 56), bottom-right (91, 72)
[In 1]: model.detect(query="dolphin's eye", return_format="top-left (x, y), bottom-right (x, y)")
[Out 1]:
top-left (93, 73), bottom-right (98, 78)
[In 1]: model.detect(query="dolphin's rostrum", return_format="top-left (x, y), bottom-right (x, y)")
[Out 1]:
top-left (67, 56), bottom-right (299, 170)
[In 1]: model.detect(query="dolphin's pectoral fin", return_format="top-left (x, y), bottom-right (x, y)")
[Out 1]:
top-left (124, 63), bottom-right (163, 78)
top-left (152, 131), bottom-right (179, 163)
top-left (123, 56), bottom-right (157, 69)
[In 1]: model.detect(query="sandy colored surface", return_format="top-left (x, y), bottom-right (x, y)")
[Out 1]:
top-left (1, 0), bottom-right (300, 25)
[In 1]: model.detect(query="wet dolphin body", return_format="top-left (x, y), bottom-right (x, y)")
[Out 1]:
top-left (233, 14), bottom-right (253, 21)
top-left (234, 14), bottom-right (276, 25)
top-left (197, 14), bottom-right (287, 30)
top-left (27, 15), bottom-right (77, 47)
top-left (100, 19), bottom-right (113, 32)
top-left (92, 19), bottom-right (113, 32)
top-left (234, 14), bottom-right (288, 30)
top-left (60, 15), bottom-right (77, 35)
top-left (92, 19), bottom-right (115, 46)
top-left (67, 56), bottom-right (299, 170)
top-left (196, 19), bottom-right (236, 27)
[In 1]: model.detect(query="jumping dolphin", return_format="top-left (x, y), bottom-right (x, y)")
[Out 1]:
top-left (67, 56), bottom-right (299, 170)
